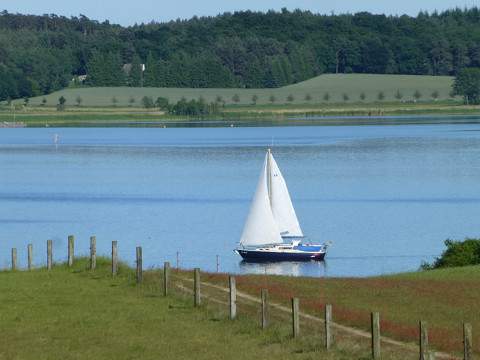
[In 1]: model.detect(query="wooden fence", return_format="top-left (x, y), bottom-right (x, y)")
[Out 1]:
top-left (5, 237), bottom-right (474, 360)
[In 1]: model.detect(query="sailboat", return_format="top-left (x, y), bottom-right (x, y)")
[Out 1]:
top-left (235, 149), bottom-right (329, 261)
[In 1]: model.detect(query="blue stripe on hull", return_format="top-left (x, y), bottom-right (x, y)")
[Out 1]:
top-left (237, 249), bottom-right (326, 262)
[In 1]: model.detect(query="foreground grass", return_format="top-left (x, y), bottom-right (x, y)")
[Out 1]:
top-left (200, 265), bottom-right (480, 356)
top-left (1, 256), bottom-right (473, 359)
top-left (0, 257), bottom-right (402, 360)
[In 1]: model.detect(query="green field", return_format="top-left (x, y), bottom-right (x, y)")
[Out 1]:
top-left (0, 256), bottom-right (476, 359)
top-left (200, 266), bottom-right (480, 357)
top-left (23, 74), bottom-right (455, 107)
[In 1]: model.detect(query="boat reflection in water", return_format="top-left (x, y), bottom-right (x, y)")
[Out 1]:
top-left (239, 259), bottom-right (328, 277)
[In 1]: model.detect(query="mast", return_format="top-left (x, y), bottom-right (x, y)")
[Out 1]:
top-left (267, 148), bottom-right (272, 205)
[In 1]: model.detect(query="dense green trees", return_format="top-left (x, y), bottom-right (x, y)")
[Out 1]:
top-left (422, 238), bottom-right (480, 269)
top-left (128, 54), bottom-right (143, 87)
top-left (2, 8), bottom-right (480, 101)
top-left (453, 67), bottom-right (480, 104)
top-left (86, 52), bottom-right (124, 86)
top-left (169, 98), bottom-right (219, 116)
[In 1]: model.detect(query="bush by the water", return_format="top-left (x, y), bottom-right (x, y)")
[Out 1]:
top-left (422, 238), bottom-right (480, 269)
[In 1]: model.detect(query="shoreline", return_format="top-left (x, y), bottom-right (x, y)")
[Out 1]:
top-left (1, 104), bottom-right (479, 128)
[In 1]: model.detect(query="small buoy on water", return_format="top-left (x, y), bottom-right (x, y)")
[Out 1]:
top-left (230, 123), bottom-right (234, 127)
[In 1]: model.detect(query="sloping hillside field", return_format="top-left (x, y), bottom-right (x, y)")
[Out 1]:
top-left (27, 74), bottom-right (454, 107)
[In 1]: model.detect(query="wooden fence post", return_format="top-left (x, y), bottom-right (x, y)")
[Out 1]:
top-left (194, 268), bottom-right (201, 307)
top-left (371, 312), bottom-right (381, 359)
top-left (463, 323), bottom-right (472, 360)
top-left (67, 235), bottom-right (74, 267)
top-left (47, 240), bottom-right (52, 270)
top-left (261, 289), bottom-right (269, 329)
top-left (229, 276), bottom-right (237, 320)
top-left (111, 241), bottom-right (118, 276)
top-left (11, 248), bottom-right (17, 271)
top-left (325, 304), bottom-right (333, 350)
top-left (136, 246), bottom-right (142, 284)
top-left (176, 251), bottom-right (179, 271)
top-left (163, 261), bottom-right (170, 296)
top-left (292, 297), bottom-right (300, 338)
top-left (27, 244), bottom-right (33, 270)
top-left (90, 236), bottom-right (96, 270)
top-left (420, 321), bottom-right (429, 360)
top-left (216, 255), bottom-right (219, 273)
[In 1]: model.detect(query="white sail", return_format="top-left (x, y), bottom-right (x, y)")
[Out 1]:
top-left (240, 154), bottom-right (283, 246)
top-left (268, 152), bottom-right (304, 237)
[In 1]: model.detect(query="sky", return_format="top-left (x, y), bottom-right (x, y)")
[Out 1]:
top-left (1, 0), bottom-right (479, 25)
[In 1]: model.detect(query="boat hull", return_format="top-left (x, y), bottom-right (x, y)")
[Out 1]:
top-left (237, 249), bottom-right (326, 262)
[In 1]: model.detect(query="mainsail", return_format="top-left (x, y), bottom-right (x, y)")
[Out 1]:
top-left (240, 150), bottom-right (303, 247)
top-left (240, 153), bottom-right (283, 246)
top-left (268, 152), bottom-right (304, 237)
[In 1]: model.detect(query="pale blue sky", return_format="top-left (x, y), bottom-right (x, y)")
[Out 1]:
top-left (1, 0), bottom-right (479, 25)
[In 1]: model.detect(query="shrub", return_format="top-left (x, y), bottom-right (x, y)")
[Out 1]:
top-left (155, 97), bottom-right (169, 110)
top-left (323, 92), bottom-right (330, 102)
top-left (395, 90), bottom-right (403, 100)
top-left (232, 94), bottom-right (240, 103)
top-left (169, 98), bottom-right (219, 116)
top-left (286, 94), bottom-right (294, 102)
top-left (377, 91), bottom-right (385, 101)
top-left (304, 94), bottom-right (312, 102)
top-left (422, 238), bottom-right (480, 269)
top-left (360, 92), bottom-right (366, 101)
top-left (269, 95), bottom-right (276, 103)
top-left (431, 90), bottom-right (440, 100)
top-left (141, 96), bottom-right (154, 108)
top-left (251, 94), bottom-right (258, 105)
top-left (57, 96), bottom-right (66, 111)
top-left (413, 90), bottom-right (422, 101)
top-left (342, 93), bottom-right (349, 102)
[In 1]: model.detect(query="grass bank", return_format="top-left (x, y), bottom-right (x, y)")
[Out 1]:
top-left (0, 256), bottom-right (475, 359)
top-left (1, 101), bottom-right (479, 127)
top-left (0, 258), bottom-right (338, 360)
top-left (199, 265), bottom-right (480, 356)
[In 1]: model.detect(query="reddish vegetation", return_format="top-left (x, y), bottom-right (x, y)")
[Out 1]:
top-left (185, 270), bottom-right (478, 355)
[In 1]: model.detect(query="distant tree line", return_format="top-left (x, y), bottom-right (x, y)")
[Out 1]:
top-left (2, 8), bottom-right (480, 101)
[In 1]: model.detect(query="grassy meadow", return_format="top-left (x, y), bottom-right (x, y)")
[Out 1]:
top-left (199, 266), bottom-right (480, 357)
top-left (0, 256), bottom-right (477, 359)
top-left (3, 73), bottom-right (477, 127)
top-left (23, 74), bottom-right (456, 107)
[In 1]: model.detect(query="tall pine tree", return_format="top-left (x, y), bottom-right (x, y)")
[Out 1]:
top-left (86, 51), bottom-right (125, 86)
top-left (128, 54), bottom-right (143, 87)
top-left (143, 53), bottom-right (158, 87)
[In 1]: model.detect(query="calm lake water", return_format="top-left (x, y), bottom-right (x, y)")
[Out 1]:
top-left (1, 119), bottom-right (480, 277)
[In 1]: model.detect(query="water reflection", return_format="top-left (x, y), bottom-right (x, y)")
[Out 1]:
top-left (239, 260), bottom-right (327, 277)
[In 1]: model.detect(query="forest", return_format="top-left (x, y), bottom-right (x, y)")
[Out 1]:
top-left (1, 8), bottom-right (480, 101)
